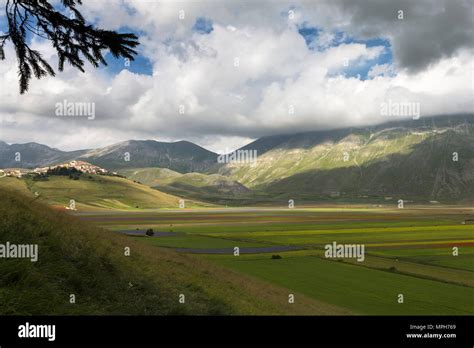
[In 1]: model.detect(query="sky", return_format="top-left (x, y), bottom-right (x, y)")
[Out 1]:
top-left (0, 0), bottom-right (473, 153)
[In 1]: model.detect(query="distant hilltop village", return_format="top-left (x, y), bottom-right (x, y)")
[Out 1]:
top-left (34, 160), bottom-right (112, 175)
top-left (0, 160), bottom-right (116, 178)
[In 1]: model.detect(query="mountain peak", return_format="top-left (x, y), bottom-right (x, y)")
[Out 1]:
top-left (76, 139), bottom-right (217, 173)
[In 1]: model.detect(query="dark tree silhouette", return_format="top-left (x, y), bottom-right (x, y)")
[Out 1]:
top-left (0, 0), bottom-right (139, 93)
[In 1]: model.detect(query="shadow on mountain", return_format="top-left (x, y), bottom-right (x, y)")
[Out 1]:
top-left (259, 127), bottom-right (474, 203)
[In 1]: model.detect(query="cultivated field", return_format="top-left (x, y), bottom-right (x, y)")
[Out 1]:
top-left (77, 205), bottom-right (474, 315)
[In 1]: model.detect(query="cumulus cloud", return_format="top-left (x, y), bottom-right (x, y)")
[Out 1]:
top-left (336, 0), bottom-right (474, 72)
top-left (0, 0), bottom-right (473, 151)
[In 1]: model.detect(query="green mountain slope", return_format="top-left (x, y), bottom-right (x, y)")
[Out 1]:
top-left (120, 168), bottom-right (251, 201)
top-left (220, 115), bottom-right (474, 202)
top-left (119, 167), bottom-right (183, 186)
top-left (265, 128), bottom-right (474, 202)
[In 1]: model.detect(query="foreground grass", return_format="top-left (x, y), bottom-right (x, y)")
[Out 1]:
top-left (0, 188), bottom-right (348, 315)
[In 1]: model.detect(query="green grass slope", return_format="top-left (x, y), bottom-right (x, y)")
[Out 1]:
top-left (0, 175), bottom-right (205, 211)
top-left (120, 168), bottom-right (251, 201)
top-left (119, 168), bottom-right (182, 187)
top-left (0, 188), bottom-right (349, 315)
top-left (0, 177), bottom-right (33, 197)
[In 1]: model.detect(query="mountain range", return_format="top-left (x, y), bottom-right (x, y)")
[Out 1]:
top-left (0, 139), bottom-right (217, 173)
top-left (1, 114), bottom-right (473, 202)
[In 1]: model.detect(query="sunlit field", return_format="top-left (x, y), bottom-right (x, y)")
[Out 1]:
top-left (77, 205), bottom-right (474, 315)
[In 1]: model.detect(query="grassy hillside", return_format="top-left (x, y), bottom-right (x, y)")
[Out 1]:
top-left (0, 177), bottom-right (33, 197)
top-left (119, 168), bottom-right (182, 186)
top-left (120, 168), bottom-right (251, 202)
top-left (0, 175), bottom-right (207, 211)
top-left (0, 188), bottom-right (348, 315)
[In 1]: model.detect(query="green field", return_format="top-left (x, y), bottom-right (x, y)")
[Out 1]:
top-left (213, 255), bottom-right (474, 315)
top-left (81, 206), bottom-right (474, 315)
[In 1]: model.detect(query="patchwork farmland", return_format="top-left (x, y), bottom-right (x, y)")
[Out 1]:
top-left (77, 205), bottom-right (474, 315)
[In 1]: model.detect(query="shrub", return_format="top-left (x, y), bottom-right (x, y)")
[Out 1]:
top-left (48, 166), bottom-right (77, 176)
top-left (32, 174), bottom-right (49, 181)
top-left (68, 173), bottom-right (81, 180)
top-left (271, 254), bottom-right (282, 260)
top-left (145, 228), bottom-right (154, 237)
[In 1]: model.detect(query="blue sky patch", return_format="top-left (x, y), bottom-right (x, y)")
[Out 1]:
top-left (297, 24), bottom-right (321, 48)
top-left (298, 24), bottom-right (349, 51)
top-left (340, 37), bottom-right (394, 80)
top-left (193, 17), bottom-right (214, 34)
top-left (101, 52), bottom-right (153, 76)
top-left (98, 26), bottom-right (154, 76)
top-left (297, 23), bottom-right (394, 80)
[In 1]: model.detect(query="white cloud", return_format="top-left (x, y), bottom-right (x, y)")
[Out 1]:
top-left (0, 0), bottom-right (473, 152)
top-left (368, 63), bottom-right (394, 78)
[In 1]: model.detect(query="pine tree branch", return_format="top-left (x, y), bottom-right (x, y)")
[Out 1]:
top-left (2, 0), bottom-right (140, 93)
